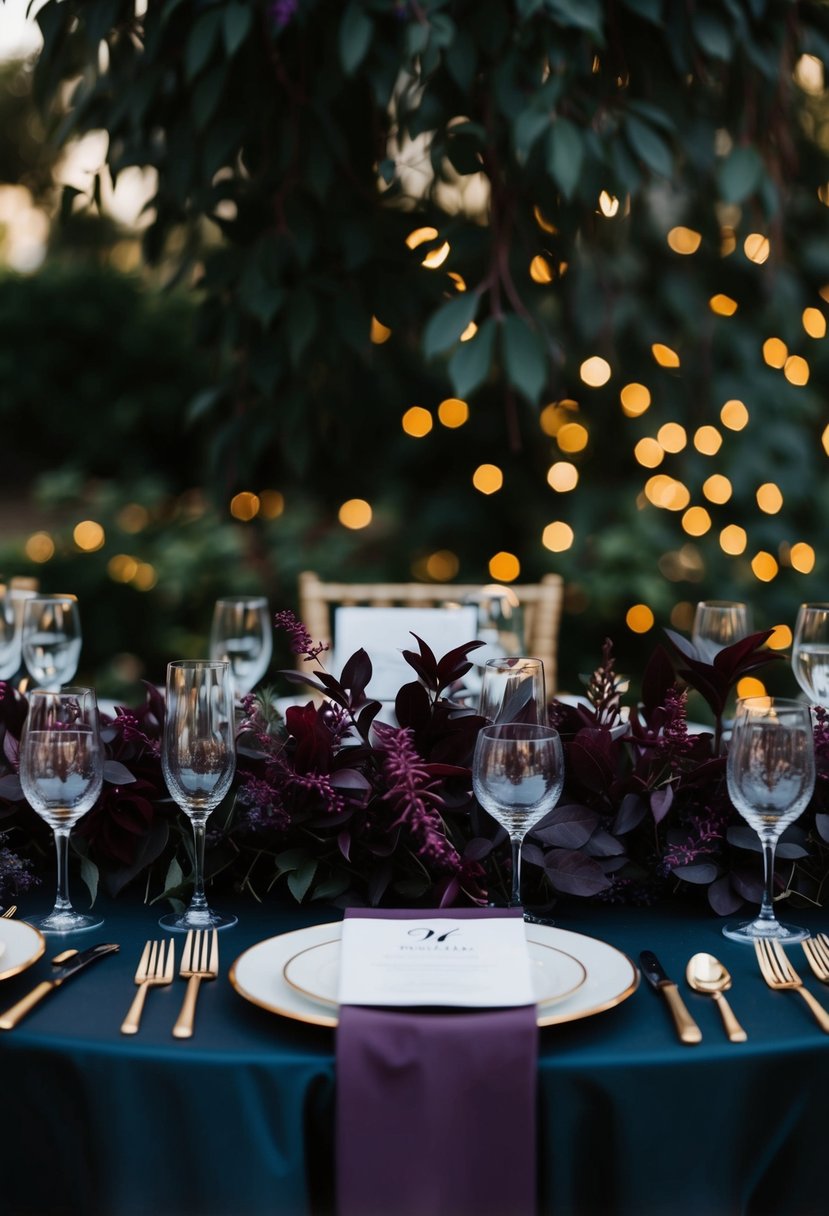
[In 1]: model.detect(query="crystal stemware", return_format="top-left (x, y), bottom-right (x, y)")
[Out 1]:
top-left (722, 696), bottom-right (815, 944)
top-left (791, 602), bottom-right (829, 705)
top-left (479, 656), bottom-right (547, 725)
top-left (472, 722), bottom-right (564, 914)
top-left (159, 660), bottom-right (238, 932)
top-left (21, 594), bottom-right (82, 691)
top-left (19, 687), bottom-right (104, 933)
top-left (209, 596), bottom-right (273, 698)
top-left (691, 600), bottom-right (750, 664)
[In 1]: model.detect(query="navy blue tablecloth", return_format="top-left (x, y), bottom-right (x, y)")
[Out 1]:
top-left (1, 893), bottom-right (827, 1216)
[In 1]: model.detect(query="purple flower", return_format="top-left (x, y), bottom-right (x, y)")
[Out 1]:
top-left (268, 0), bottom-right (298, 31)
top-left (273, 610), bottom-right (329, 663)
top-left (376, 723), bottom-right (462, 874)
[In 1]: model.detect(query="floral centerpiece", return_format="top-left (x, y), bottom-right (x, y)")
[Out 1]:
top-left (1, 612), bottom-right (828, 919)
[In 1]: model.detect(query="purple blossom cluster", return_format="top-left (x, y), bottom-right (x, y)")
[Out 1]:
top-left (376, 723), bottom-right (462, 873)
top-left (273, 610), bottom-right (329, 663)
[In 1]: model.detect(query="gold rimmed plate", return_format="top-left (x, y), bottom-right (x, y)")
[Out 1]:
top-left (229, 921), bottom-right (638, 1029)
top-left (282, 935), bottom-right (587, 1011)
top-left (0, 918), bottom-right (45, 981)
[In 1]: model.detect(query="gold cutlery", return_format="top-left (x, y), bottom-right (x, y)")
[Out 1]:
top-left (755, 937), bottom-right (829, 1032)
top-left (639, 950), bottom-right (702, 1043)
top-left (121, 939), bottom-right (175, 1035)
top-left (685, 952), bottom-right (747, 1041)
top-left (0, 943), bottom-right (119, 1029)
top-left (172, 929), bottom-right (218, 1039)
top-left (1, 906), bottom-right (17, 919)
top-left (801, 934), bottom-right (829, 983)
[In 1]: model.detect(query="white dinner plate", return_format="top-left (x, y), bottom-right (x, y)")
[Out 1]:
top-left (229, 921), bottom-right (638, 1029)
top-left (0, 918), bottom-right (45, 981)
top-left (282, 935), bottom-right (587, 1011)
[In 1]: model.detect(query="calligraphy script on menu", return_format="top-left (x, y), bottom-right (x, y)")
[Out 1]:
top-left (337, 917), bottom-right (536, 1008)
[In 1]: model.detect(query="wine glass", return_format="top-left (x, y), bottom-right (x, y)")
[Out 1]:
top-left (691, 600), bottom-right (750, 663)
top-left (209, 596), bottom-right (273, 698)
top-left (479, 656), bottom-right (547, 725)
top-left (159, 660), bottom-right (238, 932)
top-left (722, 696), bottom-right (815, 944)
top-left (19, 687), bottom-right (104, 933)
top-left (472, 722), bottom-right (565, 913)
top-left (792, 603), bottom-right (829, 705)
top-left (21, 595), bottom-right (82, 691)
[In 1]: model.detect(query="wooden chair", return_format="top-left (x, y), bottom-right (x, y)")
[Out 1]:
top-left (297, 570), bottom-right (564, 692)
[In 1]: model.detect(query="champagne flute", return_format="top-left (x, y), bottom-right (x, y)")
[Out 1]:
top-left (479, 656), bottom-right (547, 725)
top-left (159, 660), bottom-right (237, 932)
top-left (209, 596), bottom-right (273, 698)
top-left (691, 600), bottom-right (750, 663)
top-left (19, 687), bottom-right (104, 933)
top-left (722, 696), bottom-right (815, 944)
top-left (472, 722), bottom-right (564, 913)
top-left (792, 603), bottom-right (829, 704)
top-left (21, 595), bottom-right (82, 691)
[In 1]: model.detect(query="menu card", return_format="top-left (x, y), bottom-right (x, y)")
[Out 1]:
top-left (337, 916), bottom-right (536, 1008)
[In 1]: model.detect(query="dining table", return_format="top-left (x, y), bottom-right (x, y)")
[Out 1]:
top-left (1, 892), bottom-right (828, 1216)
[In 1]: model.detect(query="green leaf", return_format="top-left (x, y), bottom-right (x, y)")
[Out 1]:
top-left (79, 854), bottom-right (100, 907)
top-left (501, 314), bottom-right (547, 404)
top-left (717, 145), bottom-right (764, 204)
top-left (286, 287), bottom-right (318, 365)
top-left (546, 119), bottom-right (584, 200)
top-left (423, 292), bottom-right (479, 359)
top-left (339, 2), bottom-right (373, 75)
top-left (620, 0), bottom-right (663, 22)
top-left (192, 64), bottom-right (226, 130)
top-left (287, 858), bottom-right (318, 902)
top-left (223, 1), bottom-right (253, 55)
top-left (448, 316), bottom-right (496, 397)
top-left (625, 116), bottom-right (673, 177)
top-left (185, 9), bottom-right (222, 81)
top-left (546, 0), bottom-right (604, 37)
top-left (693, 11), bottom-right (732, 60)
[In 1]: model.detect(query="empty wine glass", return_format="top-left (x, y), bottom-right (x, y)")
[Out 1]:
top-left (209, 596), bottom-right (273, 698)
top-left (722, 696), bottom-right (815, 944)
top-left (479, 656), bottom-right (547, 725)
top-left (19, 687), bottom-right (104, 933)
top-left (472, 722), bottom-right (565, 913)
top-left (792, 603), bottom-right (829, 705)
top-left (692, 600), bottom-right (750, 664)
top-left (0, 588), bottom-right (21, 680)
top-left (21, 595), bottom-right (82, 691)
top-left (159, 660), bottom-right (237, 932)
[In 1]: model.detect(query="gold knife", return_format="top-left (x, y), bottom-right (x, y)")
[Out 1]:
top-left (639, 950), bottom-right (702, 1044)
top-left (0, 942), bottom-right (119, 1029)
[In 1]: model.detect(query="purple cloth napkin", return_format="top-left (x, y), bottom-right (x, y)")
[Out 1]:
top-left (335, 907), bottom-right (539, 1216)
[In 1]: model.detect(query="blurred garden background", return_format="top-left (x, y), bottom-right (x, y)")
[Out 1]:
top-left (2, 0), bottom-right (829, 704)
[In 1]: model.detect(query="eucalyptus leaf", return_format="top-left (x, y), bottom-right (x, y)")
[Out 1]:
top-left (339, 2), bottom-right (373, 75)
top-left (423, 292), bottom-right (479, 359)
top-left (501, 314), bottom-right (548, 404)
top-left (448, 316), bottom-right (496, 396)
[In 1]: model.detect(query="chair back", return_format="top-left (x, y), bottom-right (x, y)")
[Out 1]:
top-left (297, 571), bottom-right (564, 692)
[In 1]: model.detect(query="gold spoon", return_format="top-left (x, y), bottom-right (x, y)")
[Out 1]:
top-left (686, 952), bottom-right (747, 1042)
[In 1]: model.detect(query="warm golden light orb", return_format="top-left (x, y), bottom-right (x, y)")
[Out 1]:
top-left (557, 422), bottom-right (589, 453)
top-left (709, 294), bottom-right (738, 316)
top-left (657, 422), bottom-right (687, 452)
top-left (694, 426), bottom-right (722, 455)
top-left (791, 542), bottom-right (816, 573)
top-left (682, 506), bottom-right (712, 535)
top-left (737, 677), bottom-right (766, 698)
top-left (230, 492), bottom-right (260, 521)
top-left (370, 317), bottom-right (391, 344)
top-left (473, 464), bottom-right (504, 494)
top-left (784, 355), bottom-right (809, 385)
top-left (546, 462), bottom-right (579, 492)
top-left (744, 233), bottom-right (770, 263)
top-left (703, 474), bottom-right (732, 503)
top-left (720, 524), bottom-right (747, 555)
top-left (667, 227), bottom-right (701, 254)
top-left (651, 343), bottom-right (680, 368)
top-left (751, 551), bottom-right (779, 582)
top-left (720, 399), bottom-right (749, 430)
top-left (438, 398), bottom-right (469, 428)
top-left (762, 337), bottom-right (787, 367)
top-left (489, 552), bottom-right (520, 581)
top-left (756, 483), bottom-right (783, 514)
top-left (620, 383), bottom-right (651, 417)
top-left (626, 604), bottom-right (655, 633)
top-left (25, 532), bottom-right (55, 563)
top-left (542, 521), bottom-right (575, 552)
top-left (634, 438), bottom-right (664, 468)
top-left (338, 499), bottom-right (373, 529)
top-left (530, 255), bottom-right (555, 283)
top-left (803, 307), bottom-right (826, 338)
top-left (767, 625), bottom-right (793, 651)
top-left (579, 356), bottom-right (612, 386)
top-left (74, 520), bottom-right (105, 552)
top-left (402, 406), bottom-right (433, 437)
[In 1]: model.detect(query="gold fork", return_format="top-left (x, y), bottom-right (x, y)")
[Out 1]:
top-left (1, 906), bottom-right (17, 919)
top-left (120, 939), bottom-right (176, 1035)
top-left (801, 934), bottom-right (829, 982)
top-left (172, 929), bottom-right (218, 1039)
top-left (755, 937), bottom-right (829, 1032)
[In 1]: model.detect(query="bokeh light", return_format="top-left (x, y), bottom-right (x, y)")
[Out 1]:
top-left (473, 464), bottom-right (504, 494)
top-left (489, 551), bottom-right (520, 581)
top-left (338, 499), bottom-right (373, 529)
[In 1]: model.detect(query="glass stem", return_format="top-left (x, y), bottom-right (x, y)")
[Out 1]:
top-left (52, 827), bottom-right (73, 913)
top-left (509, 834), bottom-right (523, 907)
top-left (190, 817), bottom-right (209, 912)
top-left (759, 837), bottom-right (778, 922)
